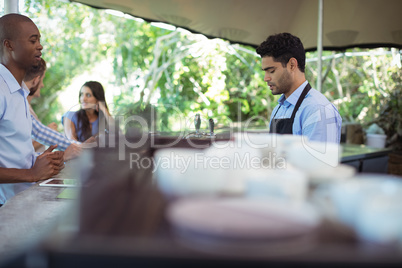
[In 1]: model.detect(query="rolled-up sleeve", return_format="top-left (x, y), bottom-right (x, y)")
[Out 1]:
top-left (31, 115), bottom-right (77, 151)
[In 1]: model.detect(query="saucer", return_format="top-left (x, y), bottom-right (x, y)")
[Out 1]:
top-left (167, 197), bottom-right (321, 240)
top-left (308, 164), bottom-right (356, 184)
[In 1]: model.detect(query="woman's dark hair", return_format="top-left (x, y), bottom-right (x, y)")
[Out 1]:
top-left (256, 32), bottom-right (306, 73)
top-left (25, 58), bottom-right (47, 96)
top-left (76, 81), bottom-right (109, 141)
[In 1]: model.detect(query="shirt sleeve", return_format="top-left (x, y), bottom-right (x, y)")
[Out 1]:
top-left (62, 111), bottom-right (76, 125)
top-left (31, 115), bottom-right (78, 151)
top-left (0, 95), bottom-right (5, 120)
top-left (298, 103), bottom-right (342, 144)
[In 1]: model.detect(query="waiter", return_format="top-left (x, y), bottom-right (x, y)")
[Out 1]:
top-left (256, 33), bottom-right (341, 144)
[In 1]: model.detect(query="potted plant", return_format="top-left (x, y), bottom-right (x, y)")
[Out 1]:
top-left (371, 72), bottom-right (402, 175)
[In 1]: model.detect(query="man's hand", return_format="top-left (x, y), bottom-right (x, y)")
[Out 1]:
top-left (47, 122), bottom-right (58, 131)
top-left (77, 135), bottom-right (98, 149)
top-left (28, 145), bottom-right (65, 182)
top-left (64, 143), bottom-right (82, 161)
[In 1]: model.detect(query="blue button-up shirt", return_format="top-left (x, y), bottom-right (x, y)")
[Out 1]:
top-left (0, 64), bottom-right (36, 203)
top-left (269, 81), bottom-right (342, 143)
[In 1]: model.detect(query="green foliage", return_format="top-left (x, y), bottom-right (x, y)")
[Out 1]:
top-left (14, 0), bottom-right (401, 139)
top-left (306, 49), bottom-right (401, 125)
top-left (25, 0), bottom-right (106, 125)
top-left (374, 69), bottom-right (402, 150)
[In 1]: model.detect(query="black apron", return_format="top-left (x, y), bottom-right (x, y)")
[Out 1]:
top-left (269, 83), bottom-right (311, 134)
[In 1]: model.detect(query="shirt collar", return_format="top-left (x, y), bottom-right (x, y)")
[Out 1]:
top-left (0, 63), bottom-right (30, 96)
top-left (278, 80), bottom-right (308, 107)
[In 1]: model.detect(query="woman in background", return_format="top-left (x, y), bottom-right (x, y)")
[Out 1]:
top-left (63, 81), bottom-right (113, 142)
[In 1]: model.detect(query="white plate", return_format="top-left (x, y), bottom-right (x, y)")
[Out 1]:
top-left (167, 197), bottom-right (321, 240)
top-left (309, 164), bottom-right (356, 184)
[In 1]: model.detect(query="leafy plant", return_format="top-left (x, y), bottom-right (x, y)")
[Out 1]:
top-left (13, 0), bottom-right (401, 140)
top-left (372, 70), bottom-right (402, 150)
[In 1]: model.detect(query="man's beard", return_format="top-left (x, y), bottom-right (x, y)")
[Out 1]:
top-left (276, 69), bottom-right (292, 96)
top-left (29, 84), bottom-right (39, 96)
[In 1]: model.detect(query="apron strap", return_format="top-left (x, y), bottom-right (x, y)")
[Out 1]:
top-left (290, 83), bottom-right (311, 120)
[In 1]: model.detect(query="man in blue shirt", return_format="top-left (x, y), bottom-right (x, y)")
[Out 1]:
top-left (0, 13), bottom-right (64, 204)
top-left (256, 33), bottom-right (341, 143)
top-left (25, 57), bottom-right (82, 159)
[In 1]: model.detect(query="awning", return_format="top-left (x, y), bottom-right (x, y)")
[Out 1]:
top-left (71, 0), bottom-right (402, 51)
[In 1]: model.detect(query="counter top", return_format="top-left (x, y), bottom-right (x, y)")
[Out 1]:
top-left (341, 143), bottom-right (392, 163)
top-left (0, 160), bottom-right (81, 266)
top-left (47, 147), bottom-right (402, 267)
top-left (0, 145), bottom-right (399, 267)
top-left (0, 184), bottom-right (73, 263)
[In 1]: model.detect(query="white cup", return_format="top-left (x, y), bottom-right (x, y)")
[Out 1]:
top-left (366, 133), bottom-right (387, 148)
top-left (286, 140), bottom-right (342, 172)
top-left (205, 141), bottom-right (262, 194)
top-left (154, 148), bottom-right (225, 197)
top-left (356, 192), bottom-right (402, 244)
top-left (245, 168), bottom-right (308, 203)
top-left (232, 132), bottom-right (289, 169)
top-left (314, 174), bottom-right (402, 244)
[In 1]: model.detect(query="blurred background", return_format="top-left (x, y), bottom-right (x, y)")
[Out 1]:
top-left (1, 0), bottom-right (401, 148)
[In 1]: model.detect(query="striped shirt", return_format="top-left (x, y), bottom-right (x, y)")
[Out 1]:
top-left (31, 115), bottom-right (80, 150)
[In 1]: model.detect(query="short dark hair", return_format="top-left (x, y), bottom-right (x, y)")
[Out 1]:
top-left (0, 13), bottom-right (34, 58)
top-left (256, 32), bottom-right (306, 73)
top-left (25, 58), bottom-right (47, 81)
top-left (26, 58), bottom-right (47, 96)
